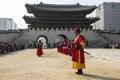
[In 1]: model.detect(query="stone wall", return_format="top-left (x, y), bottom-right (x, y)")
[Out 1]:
top-left (1, 29), bottom-right (120, 48)
top-left (0, 33), bottom-right (18, 42)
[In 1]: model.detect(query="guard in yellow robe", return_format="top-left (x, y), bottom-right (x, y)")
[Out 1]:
top-left (72, 27), bottom-right (85, 74)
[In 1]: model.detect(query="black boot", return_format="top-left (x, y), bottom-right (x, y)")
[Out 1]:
top-left (75, 69), bottom-right (83, 74)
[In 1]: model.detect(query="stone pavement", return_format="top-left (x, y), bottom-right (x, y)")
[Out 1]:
top-left (85, 48), bottom-right (120, 62)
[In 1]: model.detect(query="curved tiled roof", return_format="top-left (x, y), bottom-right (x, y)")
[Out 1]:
top-left (23, 3), bottom-right (99, 28)
top-left (23, 16), bottom-right (99, 24)
top-left (25, 3), bottom-right (96, 13)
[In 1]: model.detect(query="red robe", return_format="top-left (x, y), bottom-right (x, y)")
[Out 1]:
top-left (36, 42), bottom-right (43, 57)
top-left (67, 42), bottom-right (72, 56)
top-left (72, 34), bottom-right (85, 63)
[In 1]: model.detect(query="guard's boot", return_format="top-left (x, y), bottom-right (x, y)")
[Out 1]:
top-left (75, 69), bottom-right (83, 75)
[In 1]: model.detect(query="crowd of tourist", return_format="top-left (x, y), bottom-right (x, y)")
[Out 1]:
top-left (0, 41), bottom-right (25, 54)
top-left (104, 43), bottom-right (120, 49)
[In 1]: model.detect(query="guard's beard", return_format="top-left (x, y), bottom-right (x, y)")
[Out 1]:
top-left (75, 33), bottom-right (79, 37)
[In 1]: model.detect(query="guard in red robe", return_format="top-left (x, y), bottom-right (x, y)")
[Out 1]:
top-left (67, 40), bottom-right (72, 56)
top-left (36, 40), bottom-right (43, 57)
top-left (72, 27), bottom-right (85, 74)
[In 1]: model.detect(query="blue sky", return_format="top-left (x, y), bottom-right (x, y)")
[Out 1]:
top-left (0, 0), bottom-right (120, 29)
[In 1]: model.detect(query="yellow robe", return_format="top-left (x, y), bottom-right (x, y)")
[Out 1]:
top-left (72, 41), bottom-right (85, 69)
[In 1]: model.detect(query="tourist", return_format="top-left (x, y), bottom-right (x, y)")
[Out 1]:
top-left (36, 40), bottom-right (43, 57)
top-left (72, 27), bottom-right (85, 74)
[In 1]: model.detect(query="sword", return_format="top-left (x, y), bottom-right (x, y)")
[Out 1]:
top-left (84, 51), bottom-right (90, 55)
